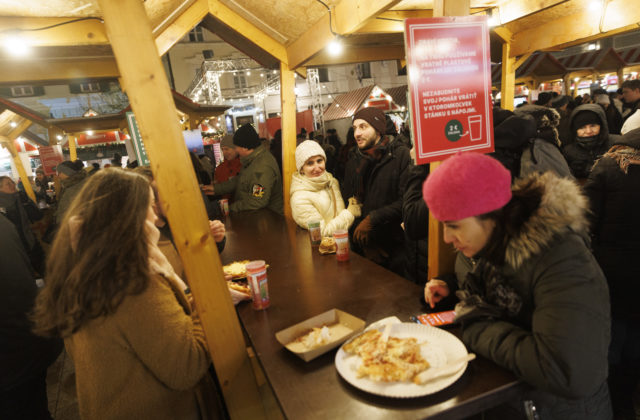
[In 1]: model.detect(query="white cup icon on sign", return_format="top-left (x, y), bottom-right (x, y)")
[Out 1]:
top-left (468, 115), bottom-right (482, 141)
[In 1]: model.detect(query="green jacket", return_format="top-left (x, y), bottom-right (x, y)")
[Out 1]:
top-left (454, 173), bottom-right (612, 419)
top-left (215, 144), bottom-right (283, 215)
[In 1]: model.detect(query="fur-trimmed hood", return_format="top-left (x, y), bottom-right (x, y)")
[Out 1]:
top-left (505, 172), bottom-right (588, 269)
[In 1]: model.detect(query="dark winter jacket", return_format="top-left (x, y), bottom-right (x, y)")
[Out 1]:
top-left (454, 173), bottom-right (612, 419)
top-left (215, 144), bottom-right (283, 215)
top-left (0, 191), bottom-right (45, 274)
top-left (563, 104), bottom-right (620, 180)
top-left (402, 164), bottom-right (429, 284)
top-left (55, 170), bottom-right (88, 224)
top-left (584, 127), bottom-right (640, 319)
top-left (0, 214), bottom-right (62, 391)
top-left (510, 105), bottom-right (573, 179)
top-left (342, 137), bottom-right (413, 276)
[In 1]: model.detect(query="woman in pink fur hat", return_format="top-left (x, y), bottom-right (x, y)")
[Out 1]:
top-left (422, 152), bottom-right (611, 419)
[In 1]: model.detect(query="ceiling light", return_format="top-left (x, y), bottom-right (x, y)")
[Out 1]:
top-left (86, 130), bottom-right (94, 135)
top-left (3, 34), bottom-right (30, 57)
top-left (588, 0), bottom-right (601, 11)
top-left (10, 121), bottom-right (17, 128)
top-left (328, 94), bottom-right (332, 98)
top-left (327, 37), bottom-right (343, 56)
top-left (246, 71), bottom-right (251, 76)
top-left (273, 70), bottom-right (277, 74)
top-left (56, 135), bottom-right (63, 140)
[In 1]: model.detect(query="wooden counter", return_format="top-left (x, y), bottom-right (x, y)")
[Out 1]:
top-left (223, 209), bottom-right (524, 419)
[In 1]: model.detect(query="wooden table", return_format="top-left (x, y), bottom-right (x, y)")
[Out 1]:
top-left (223, 209), bottom-right (524, 419)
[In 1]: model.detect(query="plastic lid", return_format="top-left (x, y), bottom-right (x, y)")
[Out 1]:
top-left (246, 260), bottom-right (266, 273)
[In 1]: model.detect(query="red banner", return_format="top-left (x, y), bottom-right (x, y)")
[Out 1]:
top-left (38, 145), bottom-right (64, 176)
top-left (405, 16), bottom-right (494, 164)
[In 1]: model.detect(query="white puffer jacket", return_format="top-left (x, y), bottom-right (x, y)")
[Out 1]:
top-left (290, 172), bottom-right (354, 237)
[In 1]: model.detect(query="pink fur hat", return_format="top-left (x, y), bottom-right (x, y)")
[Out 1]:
top-left (422, 152), bottom-right (512, 221)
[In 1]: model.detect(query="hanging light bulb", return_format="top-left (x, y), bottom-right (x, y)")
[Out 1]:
top-left (327, 37), bottom-right (343, 56)
top-left (3, 34), bottom-right (30, 57)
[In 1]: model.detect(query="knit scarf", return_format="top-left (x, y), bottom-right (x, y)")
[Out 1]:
top-left (303, 172), bottom-right (337, 218)
top-left (354, 136), bottom-right (390, 202)
top-left (601, 145), bottom-right (640, 174)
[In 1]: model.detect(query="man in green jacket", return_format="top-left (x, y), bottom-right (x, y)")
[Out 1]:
top-left (212, 124), bottom-right (283, 215)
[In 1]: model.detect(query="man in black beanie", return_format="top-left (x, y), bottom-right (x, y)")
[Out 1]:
top-left (209, 124), bottom-right (283, 214)
top-left (341, 107), bottom-right (413, 278)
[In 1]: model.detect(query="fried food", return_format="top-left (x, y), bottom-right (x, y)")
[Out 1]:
top-left (318, 237), bottom-right (337, 255)
top-left (290, 326), bottom-right (332, 350)
top-left (223, 260), bottom-right (250, 278)
top-left (227, 282), bottom-right (250, 294)
top-left (343, 329), bottom-right (430, 383)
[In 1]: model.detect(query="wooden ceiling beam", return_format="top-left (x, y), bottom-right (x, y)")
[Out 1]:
top-left (154, 0), bottom-right (209, 56)
top-left (496, 0), bottom-right (567, 25)
top-left (207, 0), bottom-right (288, 65)
top-left (0, 17), bottom-right (108, 47)
top-left (306, 45), bottom-right (405, 67)
top-left (287, 0), bottom-right (402, 70)
top-left (0, 58), bottom-right (119, 85)
top-left (510, 0), bottom-right (640, 57)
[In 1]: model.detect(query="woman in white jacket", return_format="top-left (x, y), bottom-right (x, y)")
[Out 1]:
top-left (290, 140), bottom-right (361, 237)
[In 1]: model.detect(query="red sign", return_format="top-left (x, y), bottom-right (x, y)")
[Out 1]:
top-left (38, 145), bottom-right (64, 176)
top-left (405, 16), bottom-right (494, 164)
top-left (76, 131), bottom-right (124, 146)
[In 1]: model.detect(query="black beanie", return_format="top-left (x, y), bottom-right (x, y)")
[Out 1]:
top-left (353, 107), bottom-right (386, 136)
top-left (572, 111), bottom-right (601, 132)
top-left (233, 124), bottom-right (261, 149)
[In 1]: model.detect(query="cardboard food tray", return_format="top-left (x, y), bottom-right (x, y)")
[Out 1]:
top-left (275, 309), bottom-right (365, 362)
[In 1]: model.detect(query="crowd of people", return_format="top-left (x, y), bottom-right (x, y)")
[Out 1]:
top-left (2, 79), bottom-right (640, 420)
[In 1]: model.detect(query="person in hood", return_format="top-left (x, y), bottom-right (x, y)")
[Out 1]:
top-left (290, 140), bottom-right (361, 237)
top-left (422, 152), bottom-right (611, 419)
top-left (584, 127), bottom-right (640, 419)
top-left (563, 104), bottom-right (620, 182)
top-left (342, 107), bottom-right (413, 277)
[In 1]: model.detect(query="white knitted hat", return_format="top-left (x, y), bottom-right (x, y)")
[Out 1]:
top-left (295, 140), bottom-right (326, 172)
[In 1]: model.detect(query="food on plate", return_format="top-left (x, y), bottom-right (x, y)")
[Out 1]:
top-left (290, 325), bottom-right (332, 350)
top-left (343, 329), bottom-right (430, 383)
top-left (223, 260), bottom-right (251, 278)
top-left (227, 282), bottom-right (250, 294)
top-left (318, 237), bottom-right (337, 255)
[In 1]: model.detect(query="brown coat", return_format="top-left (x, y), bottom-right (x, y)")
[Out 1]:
top-left (65, 274), bottom-right (212, 420)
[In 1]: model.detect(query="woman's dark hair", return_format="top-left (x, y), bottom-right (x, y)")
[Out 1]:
top-left (477, 178), bottom-right (543, 265)
top-left (32, 168), bottom-right (152, 338)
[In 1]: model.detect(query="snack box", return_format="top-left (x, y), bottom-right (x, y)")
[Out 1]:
top-left (275, 309), bottom-right (365, 362)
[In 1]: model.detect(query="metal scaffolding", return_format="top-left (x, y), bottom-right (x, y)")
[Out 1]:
top-left (307, 68), bottom-right (325, 135)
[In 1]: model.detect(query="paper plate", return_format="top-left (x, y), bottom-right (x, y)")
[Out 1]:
top-left (335, 322), bottom-right (469, 398)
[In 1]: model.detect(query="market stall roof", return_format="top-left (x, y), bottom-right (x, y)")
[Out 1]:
top-left (557, 47), bottom-right (626, 72)
top-left (323, 85), bottom-right (403, 121)
top-left (618, 47), bottom-right (640, 66)
top-left (385, 85), bottom-right (408, 110)
top-left (492, 52), bottom-right (567, 86)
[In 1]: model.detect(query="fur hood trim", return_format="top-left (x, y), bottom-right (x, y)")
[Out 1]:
top-left (505, 172), bottom-right (588, 269)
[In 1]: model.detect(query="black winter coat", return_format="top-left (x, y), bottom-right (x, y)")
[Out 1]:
top-left (402, 164), bottom-right (429, 284)
top-left (563, 104), bottom-right (620, 180)
top-left (0, 214), bottom-right (62, 391)
top-left (342, 138), bottom-right (412, 276)
top-left (584, 127), bottom-right (640, 319)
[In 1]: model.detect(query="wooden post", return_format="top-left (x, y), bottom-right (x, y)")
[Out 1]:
top-left (96, 1), bottom-right (265, 418)
top-left (617, 67), bottom-right (625, 88)
top-left (427, 0), bottom-right (470, 280)
top-left (47, 126), bottom-right (62, 146)
top-left (563, 75), bottom-right (572, 96)
top-left (68, 134), bottom-right (78, 161)
top-left (501, 42), bottom-right (515, 111)
top-left (280, 61), bottom-right (297, 220)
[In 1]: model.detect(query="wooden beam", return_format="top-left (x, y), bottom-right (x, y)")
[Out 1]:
top-left (514, 52), bottom-right (532, 69)
top-left (305, 45), bottom-right (404, 67)
top-left (154, 0), bottom-right (209, 56)
top-left (287, 0), bottom-right (402, 69)
top-left (68, 135), bottom-right (78, 161)
top-left (511, 1), bottom-right (640, 57)
top-left (0, 58), bottom-right (120, 85)
top-left (280, 61), bottom-right (296, 221)
top-left (207, 0), bottom-right (288, 64)
top-left (496, 0), bottom-right (566, 25)
top-left (355, 10), bottom-right (433, 33)
top-left (0, 17), bottom-right (108, 47)
top-left (492, 26), bottom-right (512, 43)
top-left (501, 42), bottom-right (516, 111)
top-left (2, 119), bottom-right (36, 202)
top-left (428, 0), bottom-right (470, 280)
top-left (96, 3), bottom-right (263, 418)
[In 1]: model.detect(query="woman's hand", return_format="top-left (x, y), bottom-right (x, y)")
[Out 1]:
top-left (424, 278), bottom-right (450, 309)
top-left (228, 288), bottom-right (251, 305)
top-left (209, 220), bottom-right (225, 243)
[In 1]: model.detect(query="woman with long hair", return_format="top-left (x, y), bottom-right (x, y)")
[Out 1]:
top-left (290, 140), bottom-right (361, 237)
top-left (422, 152), bottom-right (611, 419)
top-left (32, 168), bottom-right (214, 420)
